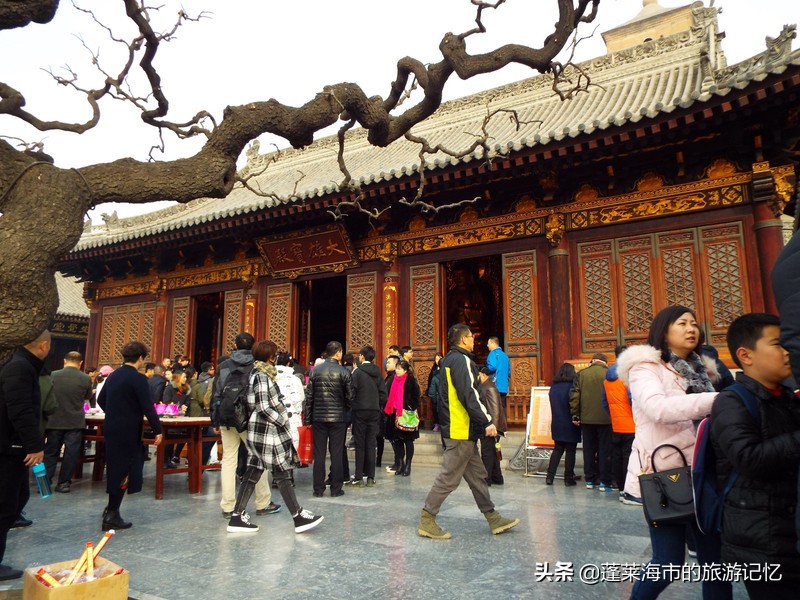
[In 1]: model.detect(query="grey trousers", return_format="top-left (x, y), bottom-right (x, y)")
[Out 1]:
top-left (423, 438), bottom-right (494, 516)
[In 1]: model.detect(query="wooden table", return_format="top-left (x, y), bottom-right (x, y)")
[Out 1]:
top-left (84, 415), bottom-right (220, 499)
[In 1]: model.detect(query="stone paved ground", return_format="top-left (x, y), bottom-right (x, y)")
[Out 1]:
top-left (1, 457), bottom-right (748, 600)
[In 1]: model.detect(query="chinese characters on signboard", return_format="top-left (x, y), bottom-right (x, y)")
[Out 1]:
top-left (255, 225), bottom-right (358, 278)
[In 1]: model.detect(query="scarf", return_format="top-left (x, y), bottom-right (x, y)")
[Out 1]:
top-left (252, 360), bottom-right (277, 382)
top-left (385, 372), bottom-right (407, 416)
top-left (667, 351), bottom-right (714, 393)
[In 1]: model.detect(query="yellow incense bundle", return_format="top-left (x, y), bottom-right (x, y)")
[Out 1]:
top-left (85, 542), bottom-right (94, 579)
top-left (36, 568), bottom-right (62, 588)
top-left (93, 530), bottom-right (114, 564)
top-left (63, 547), bottom-right (89, 585)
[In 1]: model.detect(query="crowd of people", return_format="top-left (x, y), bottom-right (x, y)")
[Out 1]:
top-left (547, 306), bottom-right (800, 599)
top-left (2, 289), bottom-right (800, 597)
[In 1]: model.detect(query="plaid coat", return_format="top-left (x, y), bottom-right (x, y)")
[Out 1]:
top-left (244, 368), bottom-right (300, 472)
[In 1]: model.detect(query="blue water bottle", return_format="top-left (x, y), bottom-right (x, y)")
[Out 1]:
top-left (32, 463), bottom-right (52, 498)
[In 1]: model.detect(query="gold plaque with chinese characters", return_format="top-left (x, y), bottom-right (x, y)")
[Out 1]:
top-left (255, 224), bottom-right (359, 278)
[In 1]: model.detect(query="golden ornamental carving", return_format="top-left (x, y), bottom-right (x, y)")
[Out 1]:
top-left (636, 172), bottom-right (665, 192)
top-left (545, 212), bottom-right (566, 248)
top-left (408, 216), bottom-right (426, 231)
top-left (377, 241), bottom-right (398, 267)
top-left (751, 161), bottom-right (771, 174)
top-left (458, 206), bottom-right (479, 222)
top-left (515, 194), bottom-right (537, 212)
top-left (771, 173), bottom-right (794, 217)
top-left (241, 262), bottom-right (260, 290)
top-left (705, 159), bottom-right (737, 179)
top-left (574, 184), bottom-right (600, 202)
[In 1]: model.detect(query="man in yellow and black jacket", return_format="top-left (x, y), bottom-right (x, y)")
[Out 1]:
top-left (417, 323), bottom-right (520, 540)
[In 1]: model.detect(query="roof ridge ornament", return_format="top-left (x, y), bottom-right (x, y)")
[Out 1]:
top-left (713, 24), bottom-right (797, 89)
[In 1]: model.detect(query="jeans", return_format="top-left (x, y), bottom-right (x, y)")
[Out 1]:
top-left (44, 428), bottom-right (84, 484)
top-left (630, 520), bottom-right (731, 599)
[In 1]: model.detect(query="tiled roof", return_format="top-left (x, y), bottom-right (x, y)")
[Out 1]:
top-left (74, 10), bottom-right (798, 252)
top-left (55, 273), bottom-right (89, 318)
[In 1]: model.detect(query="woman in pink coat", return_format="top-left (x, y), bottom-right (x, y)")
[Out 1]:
top-left (617, 305), bottom-right (730, 600)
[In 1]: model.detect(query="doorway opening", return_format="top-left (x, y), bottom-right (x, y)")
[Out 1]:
top-left (307, 276), bottom-right (347, 362)
top-left (192, 293), bottom-right (222, 368)
top-left (444, 256), bottom-right (503, 365)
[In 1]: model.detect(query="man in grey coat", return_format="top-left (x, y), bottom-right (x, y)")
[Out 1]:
top-left (44, 351), bottom-right (92, 492)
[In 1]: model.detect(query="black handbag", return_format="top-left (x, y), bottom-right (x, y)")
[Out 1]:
top-left (638, 444), bottom-right (695, 527)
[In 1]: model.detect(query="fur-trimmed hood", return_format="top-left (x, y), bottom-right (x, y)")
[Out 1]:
top-left (616, 344), bottom-right (719, 387)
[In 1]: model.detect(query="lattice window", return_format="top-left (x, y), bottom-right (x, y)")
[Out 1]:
top-left (621, 253), bottom-right (653, 333)
top-left (99, 308), bottom-right (115, 366)
top-left (583, 258), bottom-right (613, 336)
top-left (224, 291), bottom-right (243, 352)
top-left (171, 297), bottom-right (190, 356)
top-left (707, 242), bottom-right (743, 327)
top-left (269, 295), bottom-right (290, 351)
top-left (662, 248), bottom-right (695, 308)
top-left (349, 286), bottom-right (375, 350)
top-left (413, 280), bottom-right (436, 345)
top-left (508, 271), bottom-right (534, 339)
top-left (99, 302), bottom-right (156, 365)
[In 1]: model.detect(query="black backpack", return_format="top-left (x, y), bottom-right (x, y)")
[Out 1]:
top-left (217, 366), bottom-right (251, 432)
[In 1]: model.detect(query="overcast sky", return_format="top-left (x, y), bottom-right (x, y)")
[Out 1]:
top-left (1, 0), bottom-right (797, 221)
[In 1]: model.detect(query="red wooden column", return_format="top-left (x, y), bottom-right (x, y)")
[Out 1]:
top-left (548, 230), bottom-right (572, 370)
top-left (751, 162), bottom-right (788, 314)
top-left (382, 261), bottom-right (400, 365)
top-left (152, 285), bottom-right (169, 363)
top-left (753, 202), bottom-right (784, 314)
top-left (84, 294), bottom-right (102, 368)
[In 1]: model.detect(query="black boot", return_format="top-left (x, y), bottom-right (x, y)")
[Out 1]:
top-left (400, 462), bottom-right (412, 477)
top-left (545, 474), bottom-right (554, 485)
top-left (564, 476), bottom-right (577, 487)
top-left (102, 508), bottom-right (132, 532)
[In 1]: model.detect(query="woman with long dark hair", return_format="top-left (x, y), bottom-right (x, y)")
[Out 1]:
top-left (383, 359), bottom-right (421, 476)
top-left (545, 363), bottom-right (581, 486)
top-left (226, 340), bottom-right (323, 534)
top-left (617, 306), bottom-right (729, 600)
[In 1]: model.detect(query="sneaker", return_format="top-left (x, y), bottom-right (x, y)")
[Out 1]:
top-left (293, 508), bottom-right (324, 533)
top-left (345, 476), bottom-right (356, 485)
top-left (227, 512), bottom-right (259, 533)
top-left (169, 456), bottom-right (181, 466)
top-left (256, 502), bottom-right (281, 515)
top-left (621, 493), bottom-right (643, 506)
top-left (55, 481), bottom-right (71, 493)
top-left (351, 478), bottom-right (366, 488)
top-left (484, 510), bottom-right (521, 535)
top-left (366, 478), bottom-right (376, 487)
top-left (598, 483), bottom-right (615, 493)
top-left (619, 491), bottom-right (625, 502)
top-left (585, 482), bottom-right (595, 489)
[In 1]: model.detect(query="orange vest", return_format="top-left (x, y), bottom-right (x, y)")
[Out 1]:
top-left (603, 378), bottom-right (635, 434)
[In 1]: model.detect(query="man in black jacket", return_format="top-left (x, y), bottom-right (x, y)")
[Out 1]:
top-left (418, 324), bottom-right (519, 539)
top-left (0, 330), bottom-right (51, 580)
top-left (351, 345), bottom-right (387, 487)
top-left (772, 227), bottom-right (800, 387)
top-left (304, 340), bottom-right (353, 497)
